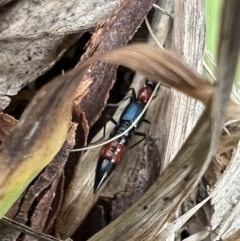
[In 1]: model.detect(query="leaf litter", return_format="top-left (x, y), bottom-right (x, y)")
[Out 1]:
top-left (0, 0), bottom-right (240, 240)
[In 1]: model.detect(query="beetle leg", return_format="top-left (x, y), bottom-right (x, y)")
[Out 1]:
top-left (127, 88), bottom-right (137, 100)
top-left (106, 96), bottom-right (132, 107)
top-left (143, 119), bottom-right (151, 125)
top-left (91, 115), bottom-right (118, 144)
top-left (129, 132), bottom-right (147, 148)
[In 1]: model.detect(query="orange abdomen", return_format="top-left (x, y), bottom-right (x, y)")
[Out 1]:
top-left (100, 141), bottom-right (126, 164)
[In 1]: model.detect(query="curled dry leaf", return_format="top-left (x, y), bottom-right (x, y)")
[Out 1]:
top-left (92, 44), bottom-right (240, 121)
top-left (0, 60), bottom-right (92, 217)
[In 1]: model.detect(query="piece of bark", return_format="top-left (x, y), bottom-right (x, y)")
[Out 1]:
top-left (44, 176), bottom-right (65, 235)
top-left (0, 124), bottom-right (77, 240)
top-left (63, 110), bottom-right (89, 191)
top-left (21, 176), bottom-right (61, 241)
top-left (71, 203), bottom-right (108, 241)
top-left (0, 113), bottom-right (17, 142)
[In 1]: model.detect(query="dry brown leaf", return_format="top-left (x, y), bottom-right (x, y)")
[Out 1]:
top-left (87, 44), bottom-right (239, 121)
top-left (0, 0), bottom-right (120, 110)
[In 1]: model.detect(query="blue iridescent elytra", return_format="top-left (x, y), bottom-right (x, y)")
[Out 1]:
top-left (121, 101), bottom-right (145, 125)
top-left (110, 100), bottom-right (146, 141)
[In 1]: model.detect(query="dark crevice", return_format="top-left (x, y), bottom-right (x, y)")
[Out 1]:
top-left (181, 230), bottom-right (190, 240)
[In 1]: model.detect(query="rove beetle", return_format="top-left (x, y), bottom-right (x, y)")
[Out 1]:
top-left (94, 79), bottom-right (157, 192)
